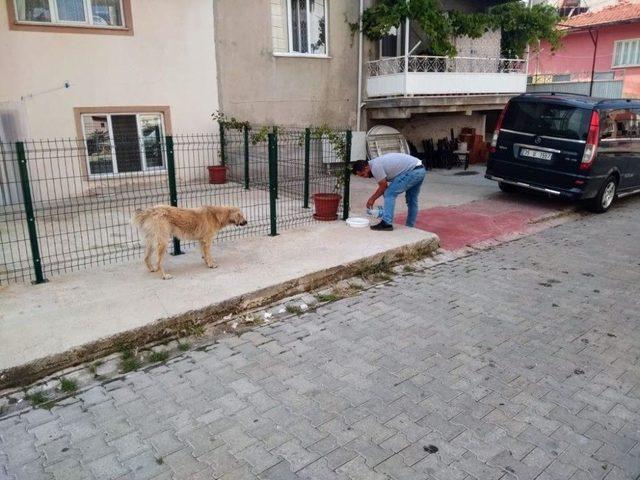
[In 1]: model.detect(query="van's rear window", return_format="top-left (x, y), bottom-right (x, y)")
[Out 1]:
top-left (502, 101), bottom-right (590, 140)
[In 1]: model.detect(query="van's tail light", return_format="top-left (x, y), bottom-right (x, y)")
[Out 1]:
top-left (490, 104), bottom-right (509, 153)
top-left (580, 111), bottom-right (600, 171)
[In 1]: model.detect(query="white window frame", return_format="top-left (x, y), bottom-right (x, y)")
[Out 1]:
top-left (81, 112), bottom-right (166, 178)
top-left (612, 38), bottom-right (640, 69)
top-left (275, 0), bottom-right (329, 58)
top-left (14, 0), bottom-right (126, 29)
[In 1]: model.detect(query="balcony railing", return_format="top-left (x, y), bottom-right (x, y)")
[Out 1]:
top-left (527, 71), bottom-right (624, 99)
top-left (366, 55), bottom-right (528, 98)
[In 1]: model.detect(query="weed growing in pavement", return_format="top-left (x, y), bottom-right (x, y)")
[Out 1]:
top-left (316, 292), bottom-right (341, 303)
top-left (88, 361), bottom-right (103, 378)
top-left (285, 304), bottom-right (304, 315)
top-left (183, 322), bottom-right (205, 337)
top-left (178, 342), bottom-right (191, 352)
top-left (59, 377), bottom-right (77, 394)
top-left (357, 257), bottom-right (392, 282)
top-left (25, 391), bottom-right (50, 408)
top-left (119, 349), bottom-right (141, 373)
top-left (148, 351), bottom-right (169, 363)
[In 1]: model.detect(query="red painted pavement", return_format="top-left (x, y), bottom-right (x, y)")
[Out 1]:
top-left (396, 197), bottom-right (566, 251)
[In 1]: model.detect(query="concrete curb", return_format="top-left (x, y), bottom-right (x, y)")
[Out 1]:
top-left (0, 236), bottom-right (439, 390)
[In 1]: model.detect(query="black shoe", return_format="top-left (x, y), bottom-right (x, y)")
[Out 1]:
top-left (370, 220), bottom-right (393, 231)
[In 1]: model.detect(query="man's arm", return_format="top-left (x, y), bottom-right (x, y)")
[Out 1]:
top-left (367, 179), bottom-right (388, 209)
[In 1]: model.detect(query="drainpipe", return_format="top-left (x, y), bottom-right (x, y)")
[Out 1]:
top-left (356, 0), bottom-right (364, 131)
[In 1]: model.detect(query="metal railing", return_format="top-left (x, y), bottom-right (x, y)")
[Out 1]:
top-left (527, 71), bottom-right (625, 98)
top-left (367, 55), bottom-right (527, 77)
top-left (0, 126), bottom-right (351, 284)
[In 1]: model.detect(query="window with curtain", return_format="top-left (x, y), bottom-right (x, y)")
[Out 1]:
top-left (613, 38), bottom-right (640, 68)
top-left (81, 113), bottom-right (165, 176)
top-left (14, 0), bottom-right (124, 27)
top-left (271, 0), bottom-right (327, 55)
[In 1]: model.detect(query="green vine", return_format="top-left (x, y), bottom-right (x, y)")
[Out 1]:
top-left (211, 110), bottom-right (250, 131)
top-left (310, 124), bottom-right (349, 193)
top-left (351, 0), bottom-right (562, 58)
top-left (212, 113), bottom-right (349, 193)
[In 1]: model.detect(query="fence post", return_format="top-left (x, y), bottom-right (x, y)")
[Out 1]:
top-left (243, 125), bottom-right (250, 189)
top-left (268, 132), bottom-right (278, 236)
top-left (303, 128), bottom-right (310, 209)
top-left (165, 136), bottom-right (183, 256)
top-left (219, 122), bottom-right (226, 166)
top-left (342, 130), bottom-right (352, 221)
top-left (16, 142), bottom-right (46, 284)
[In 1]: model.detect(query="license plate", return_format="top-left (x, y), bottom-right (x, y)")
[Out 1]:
top-left (521, 148), bottom-right (553, 160)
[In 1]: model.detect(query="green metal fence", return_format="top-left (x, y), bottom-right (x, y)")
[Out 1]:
top-left (0, 126), bottom-right (351, 284)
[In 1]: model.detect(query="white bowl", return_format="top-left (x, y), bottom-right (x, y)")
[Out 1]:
top-left (346, 217), bottom-right (370, 228)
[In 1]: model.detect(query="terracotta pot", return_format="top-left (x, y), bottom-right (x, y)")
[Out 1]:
top-left (313, 193), bottom-right (341, 221)
top-left (207, 166), bottom-right (227, 184)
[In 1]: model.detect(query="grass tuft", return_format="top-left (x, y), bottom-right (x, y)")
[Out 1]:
top-left (285, 304), bottom-right (304, 315)
top-left (119, 350), bottom-right (141, 373)
top-left (357, 257), bottom-right (393, 282)
top-left (59, 377), bottom-right (77, 394)
top-left (25, 391), bottom-right (50, 408)
top-left (148, 351), bottom-right (169, 363)
top-left (315, 292), bottom-right (341, 303)
top-left (177, 342), bottom-right (191, 352)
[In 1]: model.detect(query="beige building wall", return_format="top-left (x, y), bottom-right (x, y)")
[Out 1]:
top-left (213, 0), bottom-right (360, 128)
top-left (0, 0), bottom-right (219, 139)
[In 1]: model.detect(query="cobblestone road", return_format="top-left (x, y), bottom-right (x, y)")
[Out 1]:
top-left (2, 199), bottom-right (640, 479)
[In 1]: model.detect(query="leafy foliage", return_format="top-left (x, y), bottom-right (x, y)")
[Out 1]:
top-left (354, 0), bottom-right (562, 58)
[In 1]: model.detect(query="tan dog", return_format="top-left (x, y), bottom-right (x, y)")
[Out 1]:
top-left (132, 205), bottom-right (247, 279)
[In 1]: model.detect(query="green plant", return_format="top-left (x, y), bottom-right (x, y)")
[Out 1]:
top-left (148, 351), bottom-right (169, 363)
top-left (358, 257), bottom-right (393, 282)
top-left (351, 0), bottom-right (562, 58)
top-left (211, 110), bottom-right (250, 131)
top-left (88, 361), bottom-right (102, 377)
top-left (285, 304), bottom-right (304, 315)
top-left (26, 390), bottom-right (50, 407)
top-left (119, 349), bottom-right (141, 373)
top-left (315, 292), bottom-right (342, 303)
top-left (59, 377), bottom-right (77, 394)
top-left (250, 125), bottom-right (271, 145)
top-left (178, 342), bottom-right (191, 352)
top-left (310, 125), bottom-right (349, 193)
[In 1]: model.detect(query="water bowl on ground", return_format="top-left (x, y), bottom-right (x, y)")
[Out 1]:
top-left (346, 217), bottom-right (370, 228)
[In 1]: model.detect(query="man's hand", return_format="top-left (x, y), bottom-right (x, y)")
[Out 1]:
top-left (367, 179), bottom-right (387, 210)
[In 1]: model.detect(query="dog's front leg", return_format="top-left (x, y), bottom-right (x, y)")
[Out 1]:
top-left (200, 240), bottom-right (217, 269)
top-left (156, 242), bottom-right (172, 279)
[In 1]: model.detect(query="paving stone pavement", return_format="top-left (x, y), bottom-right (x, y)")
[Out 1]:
top-left (2, 199), bottom-right (640, 480)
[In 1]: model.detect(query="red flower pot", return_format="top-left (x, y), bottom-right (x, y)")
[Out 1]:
top-left (207, 166), bottom-right (227, 184)
top-left (313, 193), bottom-right (341, 221)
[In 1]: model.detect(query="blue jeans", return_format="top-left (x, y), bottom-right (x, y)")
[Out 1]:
top-left (382, 168), bottom-right (426, 227)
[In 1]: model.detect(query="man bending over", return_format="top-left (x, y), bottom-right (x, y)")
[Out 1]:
top-left (352, 153), bottom-right (426, 231)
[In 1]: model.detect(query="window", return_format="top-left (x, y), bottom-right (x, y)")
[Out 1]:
top-left (600, 109), bottom-right (640, 140)
top-left (271, 0), bottom-right (327, 56)
top-left (81, 112), bottom-right (165, 176)
top-left (13, 0), bottom-right (125, 28)
top-left (502, 101), bottom-right (590, 140)
top-left (613, 38), bottom-right (640, 68)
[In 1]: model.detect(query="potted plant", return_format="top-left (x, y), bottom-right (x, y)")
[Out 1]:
top-left (209, 111), bottom-right (250, 185)
top-left (312, 127), bottom-right (348, 221)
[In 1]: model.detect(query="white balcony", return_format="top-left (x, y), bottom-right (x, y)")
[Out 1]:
top-left (366, 55), bottom-right (528, 98)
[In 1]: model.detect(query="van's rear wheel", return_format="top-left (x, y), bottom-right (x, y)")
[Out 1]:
top-left (498, 181), bottom-right (518, 193)
top-left (588, 176), bottom-right (617, 213)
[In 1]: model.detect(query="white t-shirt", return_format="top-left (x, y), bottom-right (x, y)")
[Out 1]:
top-left (369, 153), bottom-right (421, 182)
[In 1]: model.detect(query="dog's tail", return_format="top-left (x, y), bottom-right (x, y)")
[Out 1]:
top-left (131, 208), bottom-right (152, 229)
